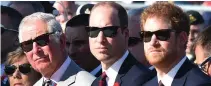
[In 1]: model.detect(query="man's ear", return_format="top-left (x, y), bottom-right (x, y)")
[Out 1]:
top-left (60, 33), bottom-right (66, 50)
top-left (124, 28), bottom-right (129, 38)
top-left (123, 28), bottom-right (129, 45)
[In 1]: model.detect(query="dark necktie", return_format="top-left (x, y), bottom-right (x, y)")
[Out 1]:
top-left (159, 80), bottom-right (164, 86)
top-left (99, 72), bottom-right (107, 86)
top-left (43, 79), bottom-right (52, 86)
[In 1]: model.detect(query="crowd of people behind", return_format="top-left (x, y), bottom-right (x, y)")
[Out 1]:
top-left (1, 1), bottom-right (211, 86)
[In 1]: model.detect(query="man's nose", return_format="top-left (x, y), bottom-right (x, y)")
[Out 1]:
top-left (13, 69), bottom-right (21, 79)
top-left (149, 34), bottom-right (160, 46)
top-left (96, 31), bottom-right (106, 43)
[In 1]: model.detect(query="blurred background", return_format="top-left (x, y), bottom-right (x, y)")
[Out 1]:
top-left (1, 1), bottom-right (211, 11)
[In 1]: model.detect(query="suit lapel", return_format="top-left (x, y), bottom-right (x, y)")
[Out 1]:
top-left (172, 59), bottom-right (193, 86)
top-left (115, 53), bottom-right (138, 85)
top-left (143, 76), bottom-right (158, 86)
top-left (152, 77), bottom-right (159, 86)
top-left (95, 69), bottom-right (102, 77)
top-left (60, 60), bottom-right (82, 85)
top-left (92, 53), bottom-right (136, 86)
top-left (91, 76), bottom-right (101, 86)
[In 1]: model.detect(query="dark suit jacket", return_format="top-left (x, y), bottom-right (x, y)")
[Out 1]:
top-left (92, 53), bottom-right (155, 86)
top-left (143, 58), bottom-right (211, 86)
top-left (94, 69), bottom-right (102, 77)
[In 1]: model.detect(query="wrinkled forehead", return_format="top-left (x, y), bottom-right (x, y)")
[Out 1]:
top-left (19, 19), bottom-right (48, 43)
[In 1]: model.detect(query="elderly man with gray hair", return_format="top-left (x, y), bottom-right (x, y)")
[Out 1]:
top-left (18, 12), bottom-right (95, 86)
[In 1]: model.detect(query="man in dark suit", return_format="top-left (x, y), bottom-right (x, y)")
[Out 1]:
top-left (65, 13), bottom-right (101, 77)
top-left (128, 8), bottom-right (151, 68)
top-left (87, 2), bottom-right (154, 86)
top-left (140, 2), bottom-right (211, 86)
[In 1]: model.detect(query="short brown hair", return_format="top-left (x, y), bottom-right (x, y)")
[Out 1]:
top-left (141, 2), bottom-right (190, 34)
top-left (193, 26), bottom-right (211, 57)
top-left (5, 47), bottom-right (26, 65)
top-left (91, 1), bottom-right (128, 28)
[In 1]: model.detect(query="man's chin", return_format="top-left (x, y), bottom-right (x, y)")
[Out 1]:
top-left (146, 55), bottom-right (164, 65)
top-left (37, 63), bottom-right (51, 72)
top-left (96, 54), bottom-right (109, 61)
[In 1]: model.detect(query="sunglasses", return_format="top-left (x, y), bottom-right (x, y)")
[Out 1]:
top-left (128, 37), bottom-right (142, 47)
top-left (86, 26), bottom-right (120, 38)
top-left (20, 32), bottom-right (53, 52)
top-left (1, 27), bottom-right (18, 34)
top-left (139, 29), bottom-right (178, 42)
top-left (198, 57), bottom-right (211, 72)
top-left (4, 63), bottom-right (31, 75)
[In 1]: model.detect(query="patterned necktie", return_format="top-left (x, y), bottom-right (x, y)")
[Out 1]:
top-left (159, 80), bottom-right (164, 86)
top-left (99, 72), bottom-right (107, 86)
top-left (43, 79), bottom-right (52, 86)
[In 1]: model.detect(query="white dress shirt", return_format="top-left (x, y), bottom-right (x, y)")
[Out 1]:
top-left (90, 64), bottom-right (102, 76)
top-left (157, 57), bottom-right (187, 86)
top-left (34, 56), bottom-right (71, 86)
top-left (149, 66), bottom-right (154, 70)
top-left (102, 50), bottom-right (129, 86)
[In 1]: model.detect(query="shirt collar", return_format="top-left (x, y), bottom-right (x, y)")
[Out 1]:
top-left (157, 57), bottom-right (187, 86)
top-left (44, 56), bottom-right (71, 83)
top-left (103, 50), bottom-right (129, 86)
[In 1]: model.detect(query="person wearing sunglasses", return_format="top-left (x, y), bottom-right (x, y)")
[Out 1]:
top-left (194, 26), bottom-right (211, 77)
top-left (1, 25), bottom-right (19, 63)
top-left (1, 6), bottom-right (23, 86)
top-left (88, 2), bottom-right (154, 86)
top-left (4, 47), bottom-right (42, 86)
top-left (18, 12), bottom-right (96, 86)
top-left (128, 7), bottom-right (152, 68)
top-left (65, 13), bottom-right (101, 77)
top-left (141, 2), bottom-right (211, 86)
top-left (1, 6), bottom-right (23, 65)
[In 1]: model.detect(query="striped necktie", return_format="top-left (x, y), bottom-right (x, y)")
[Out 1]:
top-left (43, 79), bottom-right (52, 86)
top-left (99, 72), bottom-right (107, 86)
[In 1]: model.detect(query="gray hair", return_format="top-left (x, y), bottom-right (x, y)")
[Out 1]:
top-left (8, 1), bottom-right (45, 12)
top-left (19, 12), bottom-right (62, 43)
